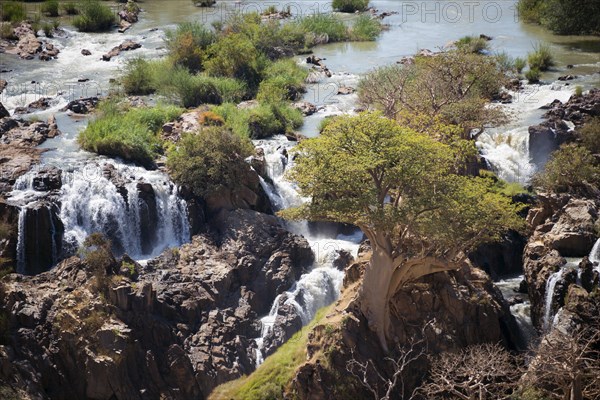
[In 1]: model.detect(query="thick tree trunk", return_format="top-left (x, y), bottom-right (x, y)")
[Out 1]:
top-left (570, 375), bottom-right (582, 400)
top-left (359, 247), bottom-right (395, 353)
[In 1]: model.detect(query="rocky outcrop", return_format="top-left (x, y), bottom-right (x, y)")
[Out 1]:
top-left (0, 80), bottom-right (8, 118)
top-left (117, 1), bottom-right (141, 33)
top-left (468, 230), bottom-right (527, 279)
top-left (0, 208), bottom-right (314, 399)
top-left (522, 193), bottom-right (599, 329)
top-left (61, 97), bottom-right (99, 114)
top-left (289, 262), bottom-right (522, 399)
top-left (529, 89), bottom-right (600, 168)
top-left (14, 97), bottom-right (52, 114)
top-left (0, 117), bottom-right (60, 194)
top-left (102, 40), bottom-right (141, 61)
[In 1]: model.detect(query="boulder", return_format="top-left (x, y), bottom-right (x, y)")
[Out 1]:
top-left (261, 297), bottom-right (303, 357)
top-left (32, 165), bottom-right (62, 191)
top-left (61, 96), bottom-right (99, 114)
top-left (14, 97), bottom-right (52, 114)
top-left (102, 40), bottom-right (141, 61)
top-left (81, 49), bottom-right (91, 56)
top-left (292, 101), bottom-right (318, 116)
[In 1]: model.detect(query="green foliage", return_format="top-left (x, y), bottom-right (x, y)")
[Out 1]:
top-left (332, 0), bottom-right (370, 13)
top-left (210, 307), bottom-right (331, 400)
top-left (42, 0), bottom-right (60, 17)
top-left (205, 33), bottom-right (267, 92)
top-left (494, 51), bottom-right (514, 73)
top-left (517, 0), bottom-right (600, 35)
top-left (479, 170), bottom-right (530, 197)
top-left (527, 43), bottom-right (554, 71)
top-left (79, 233), bottom-right (114, 292)
top-left (580, 117), bottom-right (600, 154)
top-left (575, 85), bottom-right (583, 97)
top-left (525, 68), bottom-right (541, 83)
top-left (1, 2), bottom-right (26, 22)
top-left (167, 127), bottom-right (254, 197)
top-left (533, 144), bottom-right (600, 193)
top-left (165, 22), bottom-right (215, 73)
top-left (514, 57), bottom-right (527, 74)
top-left (456, 35), bottom-right (490, 54)
top-left (73, 0), bottom-right (115, 32)
top-left (298, 14), bottom-right (348, 43)
top-left (359, 50), bottom-right (507, 130)
top-left (257, 59), bottom-right (308, 102)
top-left (121, 57), bottom-right (156, 96)
top-left (349, 15), bottom-right (382, 41)
top-left (63, 2), bottom-right (79, 15)
top-left (213, 102), bottom-right (303, 139)
top-left (42, 22), bottom-right (54, 38)
top-left (78, 101), bottom-right (183, 167)
top-left (280, 112), bottom-right (525, 253)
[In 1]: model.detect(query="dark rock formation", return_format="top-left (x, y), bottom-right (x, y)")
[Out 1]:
top-left (61, 97), bottom-right (99, 114)
top-left (0, 208), bottom-right (314, 399)
top-left (261, 296), bottom-right (303, 357)
top-left (14, 97), bottom-right (52, 114)
top-left (468, 230), bottom-right (527, 279)
top-left (102, 40), bottom-right (141, 61)
top-left (81, 49), bottom-right (91, 56)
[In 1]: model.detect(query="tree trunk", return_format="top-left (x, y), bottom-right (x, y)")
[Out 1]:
top-left (359, 247), bottom-right (395, 353)
top-left (570, 375), bottom-right (582, 400)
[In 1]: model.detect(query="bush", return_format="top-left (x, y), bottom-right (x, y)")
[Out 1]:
top-left (42, 22), bottom-right (54, 37)
top-left (514, 57), bottom-right (527, 73)
top-left (204, 33), bottom-right (267, 92)
top-left (167, 127), bottom-right (254, 197)
top-left (580, 118), bottom-right (600, 154)
top-left (63, 2), bottom-right (79, 15)
top-left (456, 35), bottom-right (490, 54)
top-left (165, 22), bottom-right (215, 73)
top-left (213, 102), bottom-right (303, 139)
top-left (298, 14), bottom-right (348, 43)
top-left (257, 59), bottom-right (307, 102)
top-left (517, 0), bottom-right (600, 35)
top-left (198, 111), bottom-right (224, 126)
top-left (121, 57), bottom-right (157, 95)
top-left (533, 144), bottom-right (599, 193)
top-left (1, 2), bottom-right (26, 22)
top-left (73, 0), bottom-right (115, 32)
top-left (332, 0), bottom-right (369, 13)
top-left (42, 0), bottom-right (59, 17)
top-left (525, 68), bottom-right (541, 83)
top-left (78, 101), bottom-right (183, 167)
top-left (527, 43), bottom-right (554, 71)
top-left (575, 85), bottom-right (583, 97)
top-left (350, 14), bottom-right (382, 41)
top-left (157, 67), bottom-right (246, 107)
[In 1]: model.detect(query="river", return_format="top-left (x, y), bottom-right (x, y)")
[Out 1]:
top-left (2, 0), bottom-right (599, 352)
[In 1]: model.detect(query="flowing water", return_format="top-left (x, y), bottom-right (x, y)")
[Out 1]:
top-left (2, 0), bottom-right (599, 352)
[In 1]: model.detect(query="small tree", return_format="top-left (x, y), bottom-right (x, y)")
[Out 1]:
top-left (417, 343), bottom-right (523, 399)
top-left (281, 112), bottom-right (524, 351)
top-left (167, 127), bottom-right (254, 197)
top-left (533, 144), bottom-right (599, 193)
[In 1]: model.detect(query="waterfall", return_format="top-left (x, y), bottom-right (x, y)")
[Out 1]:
top-left (543, 268), bottom-right (564, 330)
top-left (252, 135), bottom-right (361, 366)
top-left (15, 207), bottom-right (27, 274)
top-left (60, 160), bottom-right (190, 259)
top-left (589, 238), bottom-right (600, 267)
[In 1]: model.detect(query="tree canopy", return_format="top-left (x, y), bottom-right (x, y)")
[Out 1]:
top-left (280, 112), bottom-right (525, 350)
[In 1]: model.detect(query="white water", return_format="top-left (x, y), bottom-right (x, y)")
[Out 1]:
top-left (253, 135), bottom-right (362, 366)
top-left (476, 83), bottom-right (574, 183)
top-left (9, 159), bottom-right (190, 271)
top-left (495, 276), bottom-right (536, 344)
top-left (589, 239), bottom-right (600, 268)
top-left (543, 268), bottom-right (565, 331)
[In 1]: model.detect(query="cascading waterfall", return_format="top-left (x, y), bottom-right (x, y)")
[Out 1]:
top-left (589, 238), bottom-right (600, 267)
top-left (60, 160), bottom-right (190, 259)
top-left (543, 268), bottom-right (564, 330)
top-left (15, 208), bottom-right (27, 275)
top-left (253, 135), bottom-right (361, 366)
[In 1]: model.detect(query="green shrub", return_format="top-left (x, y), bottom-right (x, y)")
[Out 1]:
top-left (167, 127), bottom-right (254, 197)
top-left (533, 144), bottom-right (599, 193)
top-left (514, 57), bottom-right (527, 73)
top-left (580, 118), bottom-right (600, 154)
top-left (121, 57), bottom-right (157, 95)
top-left (332, 0), bottom-right (369, 13)
top-left (525, 68), bottom-right (541, 83)
top-left (73, 0), bottom-right (115, 32)
top-left (165, 22), bottom-right (215, 73)
top-left (213, 102), bottom-right (303, 139)
top-left (42, 0), bottom-right (60, 17)
top-left (527, 43), bottom-right (554, 71)
top-left (257, 59), bottom-right (307, 102)
top-left (1, 2), bottom-right (26, 22)
top-left (350, 14), bottom-right (382, 41)
top-left (204, 33), bottom-right (267, 92)
top-left (518, 0), bottom-right (600, 35)
top-left (575, 85), bottom-right (583, 97)
top-left (0, 23), bottom-right (16, 39)
top-left (42, 22), bottom-right (54, 37)
top-left (298, 14), bottom-right (348, 43)
top-left (456, 35), bottom-right (490, 54)
top-left (63, 2), bottom-right (79, 15)
top-left (78, 102), bottom-right (183, 167)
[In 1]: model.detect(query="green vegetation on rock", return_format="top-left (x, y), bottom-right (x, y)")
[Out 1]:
top-left (73, 0), bottom-right (115, 32)
top-left (332, 0), bottom-right (370, 13)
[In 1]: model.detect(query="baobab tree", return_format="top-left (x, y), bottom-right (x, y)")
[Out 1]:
top-left (281, 112), bottom-right (524, 351)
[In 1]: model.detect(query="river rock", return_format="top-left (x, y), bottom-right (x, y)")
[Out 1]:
top-left (337, 86), bottom-right (355, 95)
top-left (81, 49), bottom-right (91, 56)
top-left (102, 40), bottom-right (141, 61)
top-left (14, 97), bottom-right (52, 114)
top-left (0, 102), bottom-right (8, 118)
top-left (0, 79), bottom-right (6, 93)
top-left (292, 101), bottom-right (317, 116)
top-left (261, 296), bottom-right (303, 357)
top-left (61, 96), bottom-right (99, 114)
top-left (0, 116), bottom-right (59, 146)
top-left (32, 165), bottom-right (62, 191)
